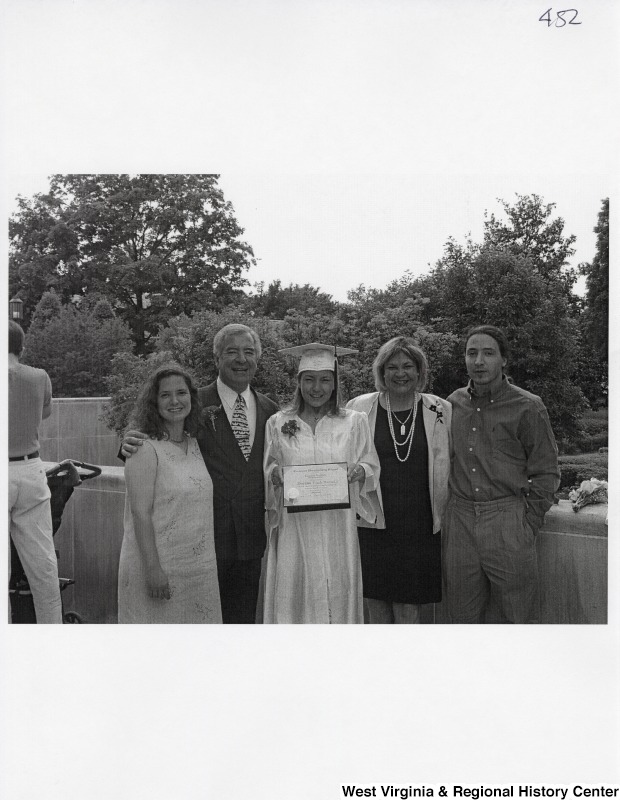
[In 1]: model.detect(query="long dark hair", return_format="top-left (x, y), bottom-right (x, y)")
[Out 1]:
top-left (128, 363), bottom-right (204, 439)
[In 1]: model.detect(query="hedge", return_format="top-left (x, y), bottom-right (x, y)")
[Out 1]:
top-left (558, 453), bottom-right (608, 491)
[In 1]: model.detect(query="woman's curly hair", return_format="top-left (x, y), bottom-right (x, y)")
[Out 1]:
top-left (127, 362), bottom-right (204, 439)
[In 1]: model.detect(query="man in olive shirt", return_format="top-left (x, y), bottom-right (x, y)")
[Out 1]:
top-left (444, 325), bottom-right (560, 623)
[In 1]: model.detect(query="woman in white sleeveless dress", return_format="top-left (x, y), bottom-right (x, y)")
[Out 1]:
top-left (118, 364), bottom-right (221, 624)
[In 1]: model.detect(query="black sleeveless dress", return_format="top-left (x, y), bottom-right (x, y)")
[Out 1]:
top-left (358, 402), bottom-right (441, 604)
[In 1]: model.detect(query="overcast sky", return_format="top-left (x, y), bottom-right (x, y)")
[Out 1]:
top-left (7, 171), bottom-right (606, 301)
top-left (4, 2), bottom-right (616, 305)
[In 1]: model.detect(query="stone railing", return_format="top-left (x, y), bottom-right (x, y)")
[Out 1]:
top-left (52, 466), bottom-right (126, 624)
top-left (50, 463), bottom-right (607, 624)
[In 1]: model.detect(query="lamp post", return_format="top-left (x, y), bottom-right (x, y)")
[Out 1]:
top-left (9, 297), bottom-right (23, 322)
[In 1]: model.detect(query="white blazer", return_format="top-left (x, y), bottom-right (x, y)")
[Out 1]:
top-left (346, 391), bottom-right (452, 534)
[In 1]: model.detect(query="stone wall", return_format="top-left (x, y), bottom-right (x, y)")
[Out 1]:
top-left (39, 397), bottom-right (120, 468)
top-left (49, 462), bottom-right (607, 624)
top-left (52, 466), bottom-right (126, 624)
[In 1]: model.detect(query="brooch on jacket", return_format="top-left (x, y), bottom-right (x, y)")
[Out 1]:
top-left (205, 405), bottom-right (222, 432)
top-left (281, 419), bottom-right (300, 438)
top-left (428, 403), bottom-right (444, 423)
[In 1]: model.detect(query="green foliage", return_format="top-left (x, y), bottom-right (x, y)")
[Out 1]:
top-left (483, 193), bottom-right (577, 294)
top-left (584, 432), bottom-right (608, 451)
top-left (25, 187), bottom-right (600, 456)
top-left (28, 288), bottom-right (62, 325)
top-left (103, 307), bottom-right (297, 434)
top-left (271, 289), bottom-right (459, 403)
top-left (101, 350), bottom-right (177, 435)
top-left (154, 307), bottom-right (294, 401)
top-left (9, 175), bottom-right (255, 353)
top-left (8, 193), bottom-right (81, 322)
top-left (247, 280), bottom-right (336, 318)
top-left (24, 291), bottom-right (133, 397)
top-left (562, 409), bottom-right (608, 455)
top-left (557, 453), bottom-right (608, 491)
top-left (418, 196), bottom-right (588, 440)
top-left (339, 295), bottom-right (459, 401)
top-left (578, 198), bottom-right (609, 407)
top-left (579, 408), bottom-right (608, 435)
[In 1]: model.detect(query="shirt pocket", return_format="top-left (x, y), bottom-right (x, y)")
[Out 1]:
top-left (493, 436), bottom-right (526, 464)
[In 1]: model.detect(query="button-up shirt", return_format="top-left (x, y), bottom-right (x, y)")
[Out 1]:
top-left (447, 377), bottom-right (560, 529)
top-left (217, 377), bottom-right (257, 449)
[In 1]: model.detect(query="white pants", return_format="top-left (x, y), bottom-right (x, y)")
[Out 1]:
top-left (9, 459), bottom-right (62, 624)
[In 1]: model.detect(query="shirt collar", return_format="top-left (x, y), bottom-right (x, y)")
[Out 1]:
top-left (467, 375), bottom-right (509, 401)
top-left (217, 376), bottom-right (252, 408)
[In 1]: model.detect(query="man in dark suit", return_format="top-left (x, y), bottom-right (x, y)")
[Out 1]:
top-left (122, 323), bottom-right (278, 623)
top-left (197, 323), bottom-right (278, 622)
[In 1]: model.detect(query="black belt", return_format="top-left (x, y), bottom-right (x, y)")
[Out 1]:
top-left (9, 451), bottom-right (39, 462)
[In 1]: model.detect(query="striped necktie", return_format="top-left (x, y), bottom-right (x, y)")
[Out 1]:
top-left (231, 394), bottom-right (251, 460)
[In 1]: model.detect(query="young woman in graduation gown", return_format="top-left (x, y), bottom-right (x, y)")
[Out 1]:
top-left (261, 344), bottom-right (381, 624)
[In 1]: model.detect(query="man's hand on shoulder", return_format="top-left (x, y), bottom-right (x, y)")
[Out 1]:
top-left (121, 429), bottom-right (148, 459)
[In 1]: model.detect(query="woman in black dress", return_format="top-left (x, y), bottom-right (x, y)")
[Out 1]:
top-left (347, 337), bottom-right (452, 623)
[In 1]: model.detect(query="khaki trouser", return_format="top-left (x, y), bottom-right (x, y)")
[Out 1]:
top-left (443, 494), bottom-right (539, 624)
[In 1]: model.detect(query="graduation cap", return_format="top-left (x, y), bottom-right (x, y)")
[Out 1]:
top-left (279, 342), bottom-right (359, 373)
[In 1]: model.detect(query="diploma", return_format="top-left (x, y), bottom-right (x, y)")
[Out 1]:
top-left (282, 462), bottom-right (351, 513)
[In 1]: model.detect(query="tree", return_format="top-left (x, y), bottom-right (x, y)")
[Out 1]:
top-left (102, 350), bottom-right (179, 435)
top-left (154, 307), bottom-right (293, 401)
top-left (103, 307), bottom-right (295, 434)
top-left (8, 192), bottom-right (82, 324)
top-left (421, 237), bottom-right (586, 442)
top-left (9, 175), bottom-right (256, 352)
top-left (27, 287), bottom-right (63, 326)
top-left (247, 280), bottom-right (336, 318)
top-left (578, 198), bottom-right (608, 407)
top-left (342, 271), bottom-right (464, 399)
top-left (24, 291), bottom-right (133, 397)
top-left (483, 193), bottom-right (578, 297)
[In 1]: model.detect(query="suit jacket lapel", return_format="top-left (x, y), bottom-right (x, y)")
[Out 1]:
top-left (251, 390), bottom-right (271, 455)
top-left (199, 382), bottom-right (243, 464)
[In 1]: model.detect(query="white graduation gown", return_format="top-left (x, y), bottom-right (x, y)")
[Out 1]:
top-left (262, 409), bottom-right (380, 624)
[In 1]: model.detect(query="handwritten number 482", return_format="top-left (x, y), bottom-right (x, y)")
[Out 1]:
top-left (540, 8), bottom-right (582, 26)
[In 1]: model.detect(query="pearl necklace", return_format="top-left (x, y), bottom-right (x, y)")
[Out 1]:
top-left (391, 406), bottom-right (414, 436)
top-left (385, 392), bottom-right (419, 463)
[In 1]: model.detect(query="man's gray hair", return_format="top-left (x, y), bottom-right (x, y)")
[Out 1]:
top-left (213, 323), bottom-right (262, 360)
